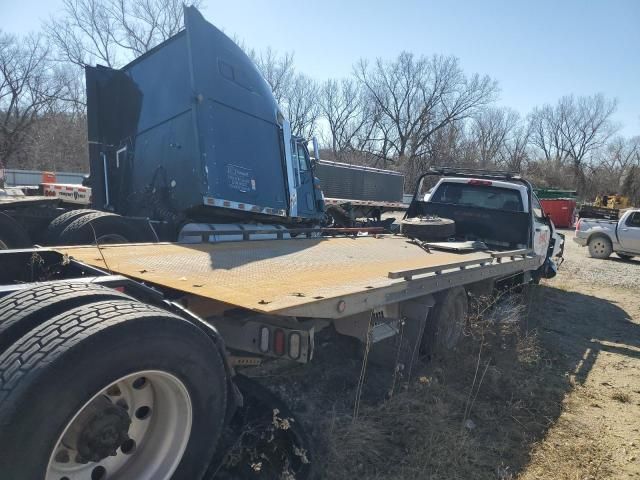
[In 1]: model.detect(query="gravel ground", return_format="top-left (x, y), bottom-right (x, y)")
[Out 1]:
top-left (556, 228), bottom-right (640, 290)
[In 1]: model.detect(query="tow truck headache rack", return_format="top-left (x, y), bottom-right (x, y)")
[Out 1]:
top-left (425, 166), bottom-right (522, 180)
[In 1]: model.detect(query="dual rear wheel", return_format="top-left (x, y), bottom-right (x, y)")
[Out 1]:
top-left (0, 284), bottom-right (227, 480)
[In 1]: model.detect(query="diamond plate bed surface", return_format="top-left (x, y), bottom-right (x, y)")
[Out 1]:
top-left (56, 236), bottom-right (490, 314)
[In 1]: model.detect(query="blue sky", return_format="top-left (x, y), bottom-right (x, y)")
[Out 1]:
top-left (3, 0), bottom-right (639, 136)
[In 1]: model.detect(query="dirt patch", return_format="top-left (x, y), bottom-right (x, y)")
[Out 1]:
top-left (520, 232), bottom-right (640, 479)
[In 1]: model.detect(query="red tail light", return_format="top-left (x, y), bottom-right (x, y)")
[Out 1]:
top-left (273, 329), bottom-right (285, 356)
top-left (575, 219), bottom-right (582, 230)
top-left (468, 179), bottom-right (492, 186)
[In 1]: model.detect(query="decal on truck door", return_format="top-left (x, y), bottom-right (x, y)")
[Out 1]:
top-left (227, 165), bottom-right (254, 193)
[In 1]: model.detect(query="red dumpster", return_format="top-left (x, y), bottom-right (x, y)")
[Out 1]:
top-left (540, 198), bottom-right (577, 228)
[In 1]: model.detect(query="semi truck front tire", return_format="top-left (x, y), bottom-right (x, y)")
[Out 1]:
top-left (0, 299), bottom-right (227, 480)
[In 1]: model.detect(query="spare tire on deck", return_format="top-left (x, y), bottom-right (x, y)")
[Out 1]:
top-left (400, 216), bottom-right (455, 241)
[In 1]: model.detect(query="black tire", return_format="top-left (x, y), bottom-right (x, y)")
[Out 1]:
top-left (208, 374), bottom-right (315, 480)
top-left (617, 253), bottom-right (634, 261)
top-left (0, 282), bottom-right (132, 355)
top-left (325, 205), bottom-right (352, 227)
top-left (58, 211), bottom-right (145, 245)
top-left (400, 216), bottom-right (455, 241)
top-left (0, 299), bottom-right (227, 480)
top-left (587, 235), bottom-right (613, 259)
top-left (422, 286), bottom-right (468, 356)
top-left (0, 212), bottom-right (31, 249)
top-left (45, 209), bottom-right (101, 245)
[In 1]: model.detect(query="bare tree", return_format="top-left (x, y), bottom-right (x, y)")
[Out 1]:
top-left (421, 119), bottom-right (473, 168)
top-left (470, 107), bottom-right (519, 167)
top-left (528, 104), bottom-right (568, 165)
top-left (354, 52), bottom-right (498, 181)
top-left (558, 94), bottom-right (618, 172)
top-left (499, 119), bottom-right (531, 172)
top-left (621, 164), bottom-right (640, 204)
top-left (284, 73), bottom-right (319, 139)
top-left (587, 135), bottom-right (640, 194)
top-left (250, 47), bottom-right (295, 105)
top-left (0, 32), bottom-right (65, 169)
top-left (45, 0), bottom-right (201, 68)
top-left (319, 78), bottom-right (375, 159)
top-left (529, 94), bottom-right (618, 190)
top-left (248, 48), bottom-right (319, 139)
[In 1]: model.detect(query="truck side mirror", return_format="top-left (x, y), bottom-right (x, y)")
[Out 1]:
top-left (311, 137), bottom-right (320, 166)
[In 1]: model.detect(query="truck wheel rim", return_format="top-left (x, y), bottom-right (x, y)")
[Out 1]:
top-left (46, 370), bottom-right (192, 480)
top-left (593, 240), bottom-right (606, 254)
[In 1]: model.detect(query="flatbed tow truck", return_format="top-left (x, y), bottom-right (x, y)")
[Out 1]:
top-left (0, 6), bottom-right (567, 478)
top-left (0, 165), bottom-right (563, 479)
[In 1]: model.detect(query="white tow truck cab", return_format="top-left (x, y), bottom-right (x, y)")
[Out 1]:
top-left (428, 176), bottom-right (560, 258)
top-left (407, 168), bottom-right (565, 280)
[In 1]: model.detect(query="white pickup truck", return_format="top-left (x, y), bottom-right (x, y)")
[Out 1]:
top-left (574, 208), bottom-right (640, 260)
top-left (405, 168), bottom-right (565, 281)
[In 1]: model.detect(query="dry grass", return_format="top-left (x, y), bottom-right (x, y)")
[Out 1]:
top-left (312, 291), bottom-right (570, 480)
top-left (256, 285), bottom-right (618, 480)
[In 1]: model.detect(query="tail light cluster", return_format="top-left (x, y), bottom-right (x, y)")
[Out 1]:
top-left (259, 326), bottom-right (304, 360)
top-left (575, 218), bottom-right (582, 230)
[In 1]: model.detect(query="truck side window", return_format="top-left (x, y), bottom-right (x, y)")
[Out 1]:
top-left (290, 141), bottom-right (300, 187)
top-left (297, 143), bottom-right (309, 172)
top-left (627, 212), bottom-right (640, 228)
top-left (532, 194), bottom-right (544, 219)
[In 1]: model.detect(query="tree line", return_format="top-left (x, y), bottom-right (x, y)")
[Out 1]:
top-left (1, 0), bottom-right (638, 202)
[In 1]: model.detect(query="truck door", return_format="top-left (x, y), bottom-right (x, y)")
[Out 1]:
top-left (532, 194), bottom-right (551, 259)
top-left (619, 211), bottom-right (640, 252)
top-left (291, 140), bottom-right (318, 218)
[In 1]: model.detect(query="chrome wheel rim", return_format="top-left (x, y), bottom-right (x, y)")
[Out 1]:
top-left (46, 370), bottom-right (192, 480)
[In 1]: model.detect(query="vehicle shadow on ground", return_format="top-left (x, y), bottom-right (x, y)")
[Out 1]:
top-left (528, 284), bottom-right (639, 385)
top-left (607, 256), bottom-right (640, 266)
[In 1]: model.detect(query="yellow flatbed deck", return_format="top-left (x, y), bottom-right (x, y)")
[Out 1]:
top-left (56, 235), bottom-right (496, 317)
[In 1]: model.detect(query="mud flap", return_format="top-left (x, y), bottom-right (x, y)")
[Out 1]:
top-left (206, 374), bottom-right (315, 480)
top-left (368, 296), bottom-right (433, 377)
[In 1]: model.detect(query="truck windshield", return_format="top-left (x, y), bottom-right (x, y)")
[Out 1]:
top-left (431, 183), bottom-right (524, 212)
